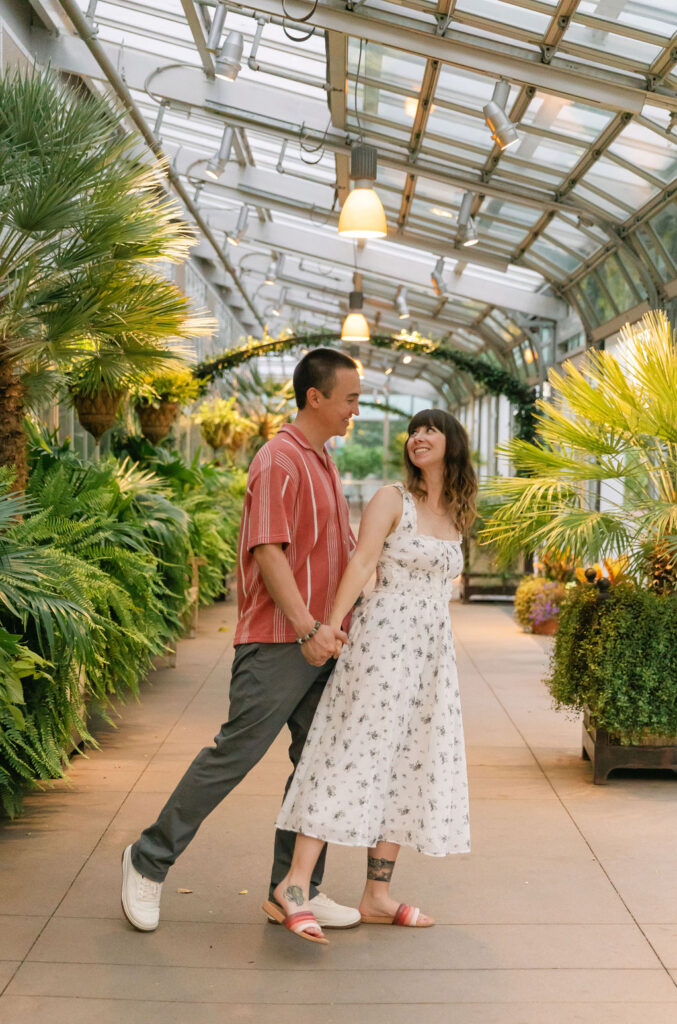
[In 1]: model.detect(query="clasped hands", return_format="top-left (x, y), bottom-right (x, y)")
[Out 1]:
top-left (300, 623), bottom-right (348, 666)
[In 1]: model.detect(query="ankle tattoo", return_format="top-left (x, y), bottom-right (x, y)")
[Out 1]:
top-left (367, 856), bottom-right (395, 882)
top-left (284, 884), bottom-right (305, 907)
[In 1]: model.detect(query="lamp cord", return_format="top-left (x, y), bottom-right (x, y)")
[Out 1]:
top-left (281, 0), bottom-right (317, 41)
top-left (354, 37), bottom-right (365, 141)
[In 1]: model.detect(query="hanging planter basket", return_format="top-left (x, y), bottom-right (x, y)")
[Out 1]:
top-left (136, 400), bottom-right (179, 444)
top-left (73, 390), bottom-right (124, 442)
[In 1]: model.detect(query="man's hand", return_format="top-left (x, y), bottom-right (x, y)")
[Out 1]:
top-left (301, 624), bottom-right (348, 666)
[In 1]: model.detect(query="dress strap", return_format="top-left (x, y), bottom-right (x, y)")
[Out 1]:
top-left (391, 482), bottom-right (416, 533)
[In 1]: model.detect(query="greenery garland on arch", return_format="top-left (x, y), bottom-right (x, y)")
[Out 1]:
top-left (194, 329), bottom-right (537, 444)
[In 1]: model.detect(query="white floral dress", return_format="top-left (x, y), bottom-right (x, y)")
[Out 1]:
top-left (276, 484), bottom-right (470, 857)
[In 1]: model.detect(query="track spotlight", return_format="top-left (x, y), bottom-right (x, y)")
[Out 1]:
top-left (457, 192), bottom-right (479, 247)
top-left (215, 31), bottom-right (244, 81)
top-left (227, 205), bottom-right (249, 246)
top-left (206, 1), bottom-right (227, 53)
top-left (205, 125), bottom-right (234, 180)
top-left (341, 290), bottom-right (370, 342)
top-left (338, 144), bottom-right (387, 239)
top-left (265, 253), bottom-right (283, 285)
top-left (431, 257), bottom-right (445, 296)
top-left (395, 286), bottom-right (410, 320)
top-left (271, 288), bottom-right (286, 317)
top-left (483, 79), bottom-right (519, 150)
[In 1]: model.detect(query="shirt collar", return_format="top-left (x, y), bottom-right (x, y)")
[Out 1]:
top-left (279, 422), bottom-right (326, 455)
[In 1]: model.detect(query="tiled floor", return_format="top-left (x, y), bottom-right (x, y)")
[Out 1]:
top-left (1, 599), bottom-right (675, 1023)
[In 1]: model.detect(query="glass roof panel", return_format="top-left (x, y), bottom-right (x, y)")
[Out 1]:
top-left (581, 157), bottom-right (659, 210)
top-left (608, 122), bottom-right (677, 185)
top-left (520, 93), bottom-right (614, 143)
top-left (561, 23), bottom-right (663, 67)
top-left (454, 0), bottom-right (551, 34)
top-left (576, 0), bottom-right (677, 36)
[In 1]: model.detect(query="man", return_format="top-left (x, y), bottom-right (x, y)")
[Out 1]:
top-left (121, 348), bottom-right (362, 932)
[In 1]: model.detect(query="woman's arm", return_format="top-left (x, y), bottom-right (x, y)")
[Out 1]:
top-left (328, 486), bottom-right (402, 633)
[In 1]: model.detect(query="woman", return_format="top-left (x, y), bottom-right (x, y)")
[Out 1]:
top-left (263, 409), bottom-right (477, 943)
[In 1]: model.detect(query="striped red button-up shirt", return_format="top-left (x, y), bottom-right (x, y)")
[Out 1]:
top-left (234, 423), bottom-right (354, 645)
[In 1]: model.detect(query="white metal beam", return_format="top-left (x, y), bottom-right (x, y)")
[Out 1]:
top-left (191, 219), bottom-right (564, 319)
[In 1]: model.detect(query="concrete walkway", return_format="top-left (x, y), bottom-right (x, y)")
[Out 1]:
top-left (1, 599), bottom-right (676, 1024)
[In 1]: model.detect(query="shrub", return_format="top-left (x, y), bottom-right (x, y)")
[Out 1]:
top-left (336, 443), bottom-right (383, 479)
top-left (547, 584), bottom-right (677, 743)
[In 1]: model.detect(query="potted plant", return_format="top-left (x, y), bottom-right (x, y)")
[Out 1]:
top-left (194, 397), bottom-right (255, 460)
top-left (480, 310), bottom-right (677, 781)
top-left (514, 577), bottom-right (567, 634)
top-left (134, 368), bottom-right (201, 444)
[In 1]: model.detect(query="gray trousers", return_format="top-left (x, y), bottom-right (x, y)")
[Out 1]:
top-left (131, 642), bottom-right (334, 898)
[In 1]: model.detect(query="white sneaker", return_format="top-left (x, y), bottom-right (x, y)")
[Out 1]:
top-left (309, 892), bottom-right (361, 929)
top-left (121, 844), bottom-right (163, 932)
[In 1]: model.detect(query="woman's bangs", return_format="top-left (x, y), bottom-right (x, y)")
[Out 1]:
top-left (407, 409), bottom-right (448, 435)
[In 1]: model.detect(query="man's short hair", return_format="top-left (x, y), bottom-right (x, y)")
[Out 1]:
top-left (293, 347), bottom-right (359, 409)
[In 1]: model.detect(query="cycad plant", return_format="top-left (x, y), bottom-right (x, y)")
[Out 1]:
top-left (480, 311), bottom-right (677, 583)
top-left (0, 68), bottom-right (211, 486)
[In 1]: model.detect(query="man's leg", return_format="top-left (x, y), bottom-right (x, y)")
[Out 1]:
top-left (131, 642), bottom-right (326, 882)
top-left (268, 661), bottom-right (334, 900)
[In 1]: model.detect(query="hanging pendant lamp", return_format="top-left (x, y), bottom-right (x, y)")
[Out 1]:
top-left (341, 289), bottom-right (370, 341)
top-left (338, 144), bottom-right (387, 239)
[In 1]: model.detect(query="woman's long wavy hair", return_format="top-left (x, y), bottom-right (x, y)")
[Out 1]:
top-left (403, 408), bottom-right (478, 535)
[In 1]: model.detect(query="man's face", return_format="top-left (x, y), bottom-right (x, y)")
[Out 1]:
top-left (312, 367), bottom-right (361, 437)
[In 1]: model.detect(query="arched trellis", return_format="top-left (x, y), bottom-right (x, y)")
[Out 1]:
top-left (194, 331), bottom-right (537, 444)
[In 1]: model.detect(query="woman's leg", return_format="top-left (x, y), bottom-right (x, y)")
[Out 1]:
top-left (358, 841), bottom-right (434, 925)
top-left (273, 834), bottom-right (326, 935)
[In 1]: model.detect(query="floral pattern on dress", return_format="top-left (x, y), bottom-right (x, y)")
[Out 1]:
top-left (276, 484), bottom-right (470, 857)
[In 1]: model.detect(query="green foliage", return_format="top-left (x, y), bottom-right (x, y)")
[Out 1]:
top-left (480, 311), bottom-right (677, 577)
top-left (335, 443), bottom-right (383, 479)
top-left (0, 67), bottom-right (212, 393)
top-left (548, 584), bottom-right (677, 743)
top-left (133, 366), bottom-right (203, 408)
top-left (0, 426), bottom-right (244, 816)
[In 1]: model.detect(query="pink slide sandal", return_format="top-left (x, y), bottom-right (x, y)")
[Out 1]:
top-left (261, 900), bottom-right (329, 944)
top-left (360, 903), bottom-right (434, 927)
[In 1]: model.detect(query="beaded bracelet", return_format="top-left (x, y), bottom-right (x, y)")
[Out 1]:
top-left (297, 620), bottom-right (322, 645)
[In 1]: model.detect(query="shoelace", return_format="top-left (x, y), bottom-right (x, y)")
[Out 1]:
top-left (137, 876), bottom-right (162, 902)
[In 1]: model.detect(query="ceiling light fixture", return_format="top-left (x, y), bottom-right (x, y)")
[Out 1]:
top-left (395, 286), bottom-right (410, 320)
top-left (265, 253), bottom-right (283, 285)
top-left (384, 367), bottom-right (393, 375)
top-left (341, 289), bottom-right (370, 342)
top-left (205, 124), bottom-right (234, 180)
top-left (215, 31), bottom-right (244, 81)
top-left (271, 288), bottom-right (287, 317)
top-left (227, 205), bottom-right (249, 246)
top-left (457, 192), bottom-right (479, 247)
top-left (483, 79), bottom-right (520, 150)
top-left (338, 143), bottom-right (387, 239)
top-left (402, 354), bottom-right (413, 364)
top-left (431, 257), bottom-right (446, 296)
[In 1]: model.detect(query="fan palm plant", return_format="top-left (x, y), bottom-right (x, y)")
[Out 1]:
top-left (0, 68), bottom-right (212, 486)
top-left (480, 311), bottom-right (677, 584)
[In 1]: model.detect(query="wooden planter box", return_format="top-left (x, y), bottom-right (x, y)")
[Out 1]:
top-left (581, 711), bottom-right (677, 784)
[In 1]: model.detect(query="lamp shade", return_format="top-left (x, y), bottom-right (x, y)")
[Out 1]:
top-left (341, 312), bottom-right (370, 341)
top-left (338, 188), bottom-right (387, 239)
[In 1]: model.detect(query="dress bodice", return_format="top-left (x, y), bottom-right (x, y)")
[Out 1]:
top-left (373, 484), bottom-right (463, 604)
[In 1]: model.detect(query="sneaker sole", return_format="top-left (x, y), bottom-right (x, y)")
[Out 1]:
top-left (121, 847), bottom-right (159, 932)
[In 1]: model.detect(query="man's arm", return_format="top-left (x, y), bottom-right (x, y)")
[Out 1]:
top-left (253, 544), bottom-right (347, 666)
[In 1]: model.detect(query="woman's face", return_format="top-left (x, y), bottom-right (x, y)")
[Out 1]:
top-left (407, 423), bottom-right (446, 470)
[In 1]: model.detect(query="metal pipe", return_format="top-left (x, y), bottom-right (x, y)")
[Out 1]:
top-left (57, 0), bottom-right (264, 329)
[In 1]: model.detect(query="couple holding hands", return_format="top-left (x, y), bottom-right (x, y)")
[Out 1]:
top-left (122, 347), bottom-right (476, 944)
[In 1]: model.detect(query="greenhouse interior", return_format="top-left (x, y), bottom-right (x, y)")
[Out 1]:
top-left (0, 0), bottom-right (676, 1020)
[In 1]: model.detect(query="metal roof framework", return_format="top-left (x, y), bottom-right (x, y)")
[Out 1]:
top-left (25, 0), bottom-right (677, 400)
